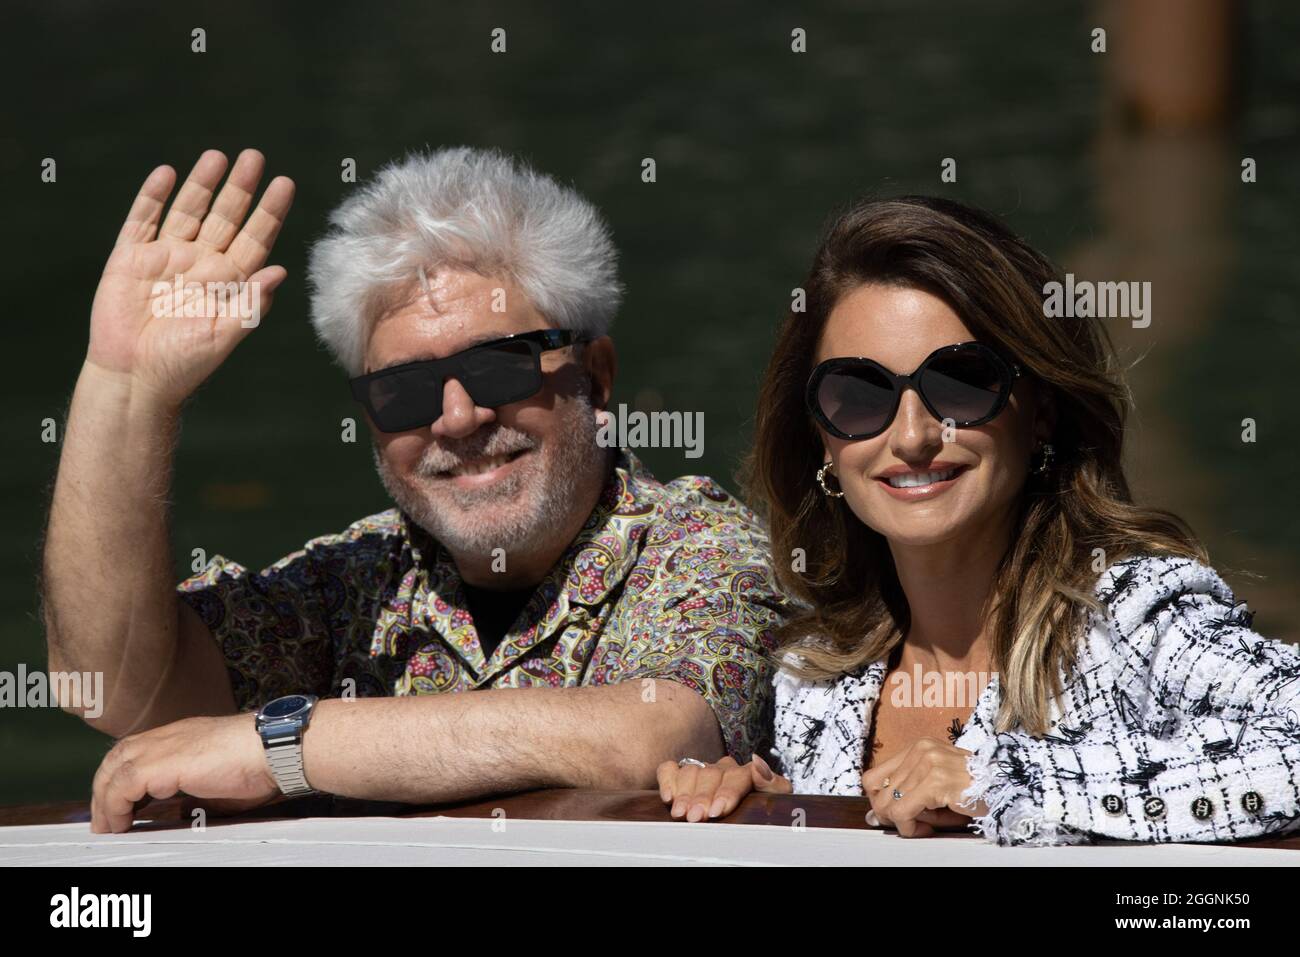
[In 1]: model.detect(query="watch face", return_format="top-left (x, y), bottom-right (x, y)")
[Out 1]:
top-left (262, 695), bottom-right (309, 720)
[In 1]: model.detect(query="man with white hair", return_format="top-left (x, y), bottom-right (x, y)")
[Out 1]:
top-left (42, 147), bottom-right (789, 832)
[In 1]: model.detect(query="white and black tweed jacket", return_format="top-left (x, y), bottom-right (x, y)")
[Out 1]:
top-left (772, 555), bottom-right (1300, 846)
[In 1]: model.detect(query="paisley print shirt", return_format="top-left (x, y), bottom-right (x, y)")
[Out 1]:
top-left (177, 450), bottom-right (790, 760)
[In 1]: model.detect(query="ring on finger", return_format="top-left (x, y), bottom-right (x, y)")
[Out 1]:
top-left (893, 788), bottom-right (905, 800)
top-left (678, 758), bottom-right (707, 768)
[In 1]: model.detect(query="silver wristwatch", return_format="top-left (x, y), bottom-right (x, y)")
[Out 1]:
top-left (255, 694), bottom-right (319, 796)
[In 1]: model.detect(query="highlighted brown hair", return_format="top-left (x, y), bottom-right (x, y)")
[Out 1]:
top-left (743, 195), bottom-right (1204, 734)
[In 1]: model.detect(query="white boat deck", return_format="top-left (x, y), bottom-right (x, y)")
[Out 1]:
top-left (3, 816), bottom-right (1297, 866)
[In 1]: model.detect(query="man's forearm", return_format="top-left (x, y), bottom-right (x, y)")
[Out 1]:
top-left (42, 361), bottom-right (190, 732)
top-left (301, 680), bottom-right (725, 802)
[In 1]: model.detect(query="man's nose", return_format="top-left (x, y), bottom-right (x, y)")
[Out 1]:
top-left (429, 376), bottom-right (496, 438)
top-left (888, 388), bottom-right (945, 459)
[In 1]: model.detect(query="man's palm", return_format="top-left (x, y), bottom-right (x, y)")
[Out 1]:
top-left (87, 149), bottom-right (295, 403)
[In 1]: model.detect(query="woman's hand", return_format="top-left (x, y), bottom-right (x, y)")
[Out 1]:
top-left (88, 149), bottom-right (295, 407)
top-left (861, 737), bottom-right (990, 838)
top-left (657, 754), bottom-right (792, 822)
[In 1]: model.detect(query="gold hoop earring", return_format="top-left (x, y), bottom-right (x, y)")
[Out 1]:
top-left (817, 462), bottom-right (844, 498)
top-left (1033, 442), bottom-right (1055, 475)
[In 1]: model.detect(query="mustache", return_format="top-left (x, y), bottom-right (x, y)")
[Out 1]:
top-left (413, 426), bottom-right (537, 476)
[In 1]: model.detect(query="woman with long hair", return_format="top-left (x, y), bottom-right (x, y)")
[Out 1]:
top-left (658, 195), bottom-right (1300, 846)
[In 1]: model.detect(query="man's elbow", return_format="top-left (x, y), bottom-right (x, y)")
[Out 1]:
top-left (43, 646), bottom-right (117, 735)
top-left (597, 682), bottom-right (725, 789)
top-left (42, 628), bottom-right (92, 723)
top-left (42, 604), bottom-right (70, 674)
top-left (42, 627), bottom-right (158, 738)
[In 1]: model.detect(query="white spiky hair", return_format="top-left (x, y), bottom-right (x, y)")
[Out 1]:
top-left (307, 146), bottom-right (623, 374)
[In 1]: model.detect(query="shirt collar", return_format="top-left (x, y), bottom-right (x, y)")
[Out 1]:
top-left (555, 448), bottom-right (656, 607)
top-left (391, 448), bottom-right (657, 672)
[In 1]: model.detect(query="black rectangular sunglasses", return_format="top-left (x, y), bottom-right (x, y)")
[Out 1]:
top-left (350, 329), bottom-right (588, 433)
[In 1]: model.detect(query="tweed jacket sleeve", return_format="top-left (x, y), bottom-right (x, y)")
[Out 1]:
top-left (961, 555), bottom-right (1300, 846)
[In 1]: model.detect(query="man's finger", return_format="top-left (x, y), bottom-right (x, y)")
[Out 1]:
top-left (89, 740), bottom-right (128, 833)
top-left (196, 148), bottom-right (266, 252)
top-left (101, 756), bottom-right (182, 834)
top-left (159, 150), bottom-right (229, 242)
top-left (115, 165), bottom-right (177, 248)
top-left (222, 264), bottom-right (286, 333)
top-left (99, 757), bottom-right (145, 833)
top-left (226, 176), bottom-right (296, 278)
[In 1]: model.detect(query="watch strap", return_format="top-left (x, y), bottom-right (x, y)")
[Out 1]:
top-left (264, 734), bottom-right (314, 796)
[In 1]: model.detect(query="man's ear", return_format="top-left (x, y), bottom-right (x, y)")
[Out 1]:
top-left (582, 335), bottom-right (617, 411)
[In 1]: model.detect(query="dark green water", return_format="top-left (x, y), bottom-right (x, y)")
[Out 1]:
top-left (3, 0), bottom-right (1297, 802)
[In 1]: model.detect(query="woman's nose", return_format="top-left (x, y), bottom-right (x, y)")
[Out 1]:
top-left (888, 389), bottom-right (945, 458)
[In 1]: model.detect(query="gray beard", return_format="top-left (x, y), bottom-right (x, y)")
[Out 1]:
top-left (373, 392), bottom-right (606, 560)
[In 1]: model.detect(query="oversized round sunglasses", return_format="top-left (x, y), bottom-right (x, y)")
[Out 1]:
top-left (350, 329), bottom-right (588, 433)
top-left (806, 341), bottom-right (1022, 440)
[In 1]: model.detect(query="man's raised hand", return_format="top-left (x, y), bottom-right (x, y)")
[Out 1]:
top-left (87, 149), bottom-right (295, 406)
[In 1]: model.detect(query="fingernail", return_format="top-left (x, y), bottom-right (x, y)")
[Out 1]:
top-left (671, 800), bottom-right (685, 817)
top-left (708, 797), bottom-right (726, 818)
top-left (687, 804), bottom-right (705, 823)
top-left (865, 810), bottom-right (880, 827)
top-left (753, 753), bottom-right (774, 782)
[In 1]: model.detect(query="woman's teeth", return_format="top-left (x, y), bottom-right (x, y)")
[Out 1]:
top-left (451, 453), bottom-right (517, 477)
top-left (887, 468), bottom-right (957, 489)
